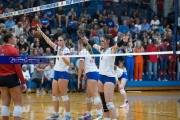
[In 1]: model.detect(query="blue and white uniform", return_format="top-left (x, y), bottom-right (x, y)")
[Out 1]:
top-left (99, 47), bottom-right (116, 85)
top-left (79, 48), bottom-right (99, 80)
top-left (114, 67), bottom-right (128, 81)
top-left (54, 45), bottom-right (70, 80)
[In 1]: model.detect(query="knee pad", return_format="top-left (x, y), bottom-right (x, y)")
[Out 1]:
top-left (13, 105), bottom-right (22, 117)
top-left (93, 97), bottom-right (101, 105)
top-left (120, 89), bottom-right (126, 95)
top-left (100, 92), bottom-right (109, 112)
top-left (61, 95), bottom-right (69, 102)
top-left (86, 97), bottom-right (93, 104)
top-left (106, 102), bottom-right (115, 110)
top-left (1, 105), bottom-right (9, 116)
top-left (52, 96), bottom-right (59, 101)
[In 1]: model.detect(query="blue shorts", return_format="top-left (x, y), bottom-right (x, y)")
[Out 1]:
top-left (118, 72), bottom-right (128, 81)
top-left (54, 71), bottom-right (70, 81)
top-left (86, 72), bottom-right (99, 81)
top-left (99, 75), bottom-right (116, 85)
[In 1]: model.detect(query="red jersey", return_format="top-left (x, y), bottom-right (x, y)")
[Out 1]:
top-left (0, 44), bottom-right (25, 84)
top-left (146, 44), bottom-right (158, 62)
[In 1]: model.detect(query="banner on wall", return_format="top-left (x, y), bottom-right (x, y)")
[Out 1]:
top-left (0, 0), bottom-right (89, 18)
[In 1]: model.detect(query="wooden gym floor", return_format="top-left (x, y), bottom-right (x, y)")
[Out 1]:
top-left (0, 91), bottom-right (180, 120)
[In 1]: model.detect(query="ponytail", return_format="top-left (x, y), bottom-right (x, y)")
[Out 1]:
top-left (78, 39), bottom-right (93, 55)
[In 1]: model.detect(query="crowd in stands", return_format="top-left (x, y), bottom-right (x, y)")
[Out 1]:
top-left (0, 0), bottom-right (180, 94)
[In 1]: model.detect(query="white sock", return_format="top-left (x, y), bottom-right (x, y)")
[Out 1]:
top-left (97, 109), bottom-right (103, 116)
top-left (86, 111), bottom-right (91, 115)
top-left (104, 118), bottom-right (111, 120)
top-left (112, 119), bottom-right (117, 120)
top-left (54, 112), bottom-right (59, 115)
top-left (65, 112), bottom-right (71, 116)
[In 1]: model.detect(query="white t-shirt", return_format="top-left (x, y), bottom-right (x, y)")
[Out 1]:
top-left (22, 70), bottom-right (30, 80)
top-left (79, 48), bottom-right (98, 73)
top-left (150, 20), bottom-right (160, 30)
top-left (135, 24), bottom-right (141, 31)
top-left (54, 46), bottom-right (70, 72)
top-left (99, 47), bottom-right (115, 77)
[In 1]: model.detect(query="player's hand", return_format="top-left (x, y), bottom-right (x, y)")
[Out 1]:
top-left (22, 84), bottom-right (27, 92)
top-left (82, 81), bottom-right (86, 89)
top-left (78, 81), bottom-right (81, 89)
top-left (36, 24), bottom-right (41, 33)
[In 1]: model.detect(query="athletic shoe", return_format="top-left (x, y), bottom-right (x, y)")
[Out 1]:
top-left (40, 89), bottom-right (46, 94)
top-left (26, 89), bottom-right (31, 94)
top-left (94, 114), bottom-right (103, 120)
top-left (78, 113), bottom-right (92, 120)
top-left (158, 78), bottom-right (161, 81)
top-left (36, 89), bottom-right (40, 94)
top-left (120, 103), bottom-right (129, 108)
top-left (60, 115), bottom-right (72, 120)
top-left (46, 113), bottom-right (60, 120)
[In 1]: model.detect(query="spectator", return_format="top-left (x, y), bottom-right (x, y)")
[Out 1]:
top-left (13, 22), bottom-right (24, 38)
top-left (78, 17), bottom-right (87, 32)
top-left (0, 3), bottom-right (5, 14)
top-left (150, 15), bottom-right (160, 31)
top-left (146, 39), bottom-right (158, 80)
top-left (177, 42), bottom-right (180, 80)
top-left (55, 6), bottom-right (66, 27)
top-left (31, 41), bottom-right (44, 55)
top-left (31, 48), bottom-right (39, 56)
top-left (110, 26), bottom-right (118, 38)
top-left (142, 37), bottom-right (149, 74)
top-left (93, 10), bottom-right (101, 19)
top-left (119, 20), bottom-right (130, 34)
top-left (42, 9), bottom-right (57, 28)
top-left (121, 11), bottom-right (130, 22)
top-left (31, 64), bottom-right (47, 94)
top-left (27, 28), bottom-right (36, 46)
top-left (90, 24), bottom-right (100, 45)
top-left (125, 42), bottom-right (134, 81)
top-left (68, 63), bottom-right (78, 93)
top-left (105, 15), bottom-right (115, 29)
top-left (130, 10), bottom-right (138, 22)
top-left (40, 13), bottom-right (51, 34)
top-left (108, 10), bottom-right (117, 21)
top-left (19, 14), bottom-right (30, 36)
top-left (19, 47), bottom-right (28, 56)
top-left (134, 40), bottom-right (144, 81)
top-left (31, 15), bottom-right (42, 29)
top-left (102, 10), bottom-right (108, 21)
top-left (17, 35), bottom-right (29, 54)
top-left (5, 3), bottom-right (14, 13)
top-left (66, 8), bottom-right (77, 27)
top-left (77, 26), bottom-right (86, 39)
top-left (130, 22), bottom-right (140, 35)
top-left (22, 64), bottom-right (31, 94)
top-left (42, 47), bottom-right (54, 64)
top-left (158, 39), bottom-right (168, 81)
top-left (53, 28), bottom-right (62, 41)
top-left (135, 19), bottom-right (141, 31)
top-left (156, 0), bottom-right (164, 18)
top-left (80, 9), bottom-right (91, 22)
top-left (67, 14), bottom-right (78, 35)
top-left (141, 19), bottom-right (151, 32)
top-left (44, 60), bottom-right (54, 93)
top-left (5, 17), bottom-right (15, 30)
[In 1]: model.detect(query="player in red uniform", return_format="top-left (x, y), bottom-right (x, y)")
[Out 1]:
top-left (0, 33), bottom-right (27, 120)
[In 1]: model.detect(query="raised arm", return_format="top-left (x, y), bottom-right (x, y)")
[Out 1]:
top-left (83, 37), bottom-right (101, 53)
top-left (37, 25), bottom-right (56, 49)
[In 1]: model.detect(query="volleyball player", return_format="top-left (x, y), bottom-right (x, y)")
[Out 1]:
top-left (114, 65), bottom-right (129, 108)
top-left (77, 39), bottom-right (103, 120)
top-left (37, 25), bottom-right (72, 120)
top-left (84, 34), bottom-right (126, 120)
top-left (0, 33), bottom-right (27, 120)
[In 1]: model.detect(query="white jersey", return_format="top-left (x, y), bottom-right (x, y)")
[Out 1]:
top-left (99, 47), bottom-right (115, 77)
top-left (54, 46), bottom-right (70, 72)
top-left (114, 67), bottom-right (124, 80)
top-left (79, 48), bottom-right (98, 73)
